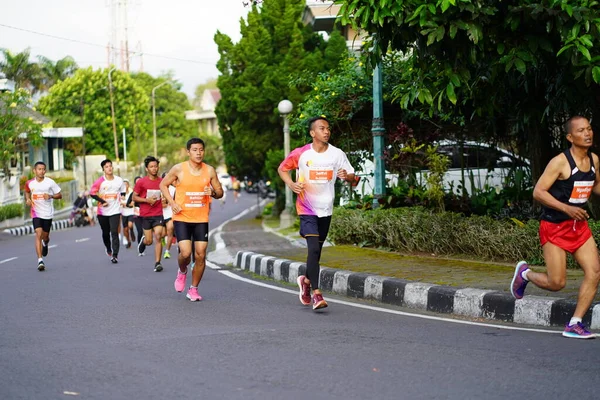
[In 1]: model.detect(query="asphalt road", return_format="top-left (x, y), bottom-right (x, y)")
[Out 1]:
top-left (1, 192), bottom-right (600, 400)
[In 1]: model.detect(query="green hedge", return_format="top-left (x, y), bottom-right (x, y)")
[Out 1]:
top-left (329, 207), bottom-right (600, 268)
top-left (0, 203), bottom-right (24, 222)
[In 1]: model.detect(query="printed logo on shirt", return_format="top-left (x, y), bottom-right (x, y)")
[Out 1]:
top-left (569, 180), bottom-right (594, 204)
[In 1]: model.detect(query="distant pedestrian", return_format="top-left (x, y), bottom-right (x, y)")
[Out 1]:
top-left (161, 172), bottom-right (176, 260)
top-left (90, 159), bottom-right (126, 264)
top-left (278, 116), bottom-right (355, 310)
top-left (511, 116), bottom-right (600, 339)
top-left (24, 161), bottom-right (63, 271)
top-left (160, 137), bottom-right (224, 301)
top-left (120, 179), bottom-right (135, 248)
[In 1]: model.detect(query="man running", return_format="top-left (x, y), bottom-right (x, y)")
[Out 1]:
top-left (120, 179), bottom-right (135, 248)
top-left (278, 116), bottom-right (355, 310)
top-left (160, 138), bottom-right (224, 301)
top-left (134, 156), bottom-right (165, 272)
top-left (24, 161), bottom-right (63, 271)
top-left (161, 172), bottom-right (176, 260)
top-left (511, 116), bottom-right (600, 339)
top-left (90, 159), bottom-right (126, 264)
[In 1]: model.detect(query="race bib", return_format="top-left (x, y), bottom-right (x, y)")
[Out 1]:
top-left (146, 189), bottom-right (161, 199)
top-left (32, 193), bottom-right (46, 201)
top-left (103, 193), bottom-right (118, 201)
top-left (569, 181), bottom-right (594, 204)
top-left (308, 167), bottom-right (334, 184)
top-left (184, 191), bottom-right (208, 208)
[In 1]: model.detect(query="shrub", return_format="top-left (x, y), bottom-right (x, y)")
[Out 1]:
top-left (329, 207), bottom-right (544, 265)
top-left (0, 203), bottom-right (24, 222)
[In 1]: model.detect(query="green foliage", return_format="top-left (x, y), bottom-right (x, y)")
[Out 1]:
top-left (129, 72), bottom-right (197, 165)
top-left (0, 203), bottom-right (24, 222)
top-left (329, 207), bottom-right (543, 265)
top-left (214, 0), bottom-right (347, 178)
top-left (262, 201), bottom-right (274, 216)
top-left (335, 0), bottom-right (600, 179)
top-left (38, 67), bottom-right (148, 161)
top-left (0, 88), bottom-right (44, 175)
top-left (424, 145), bottom-right (450, 211)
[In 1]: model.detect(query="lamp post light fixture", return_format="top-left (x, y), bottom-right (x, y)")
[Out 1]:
top-left (107, 67), bottom-right (120, 163)
top-left (277, 99), bottom-right (294, 229)
top-left (152, 80), bottom-right (171, 158)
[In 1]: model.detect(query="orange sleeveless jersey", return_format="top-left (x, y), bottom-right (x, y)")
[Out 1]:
top-left (173, 162), bottom-right (212, 223)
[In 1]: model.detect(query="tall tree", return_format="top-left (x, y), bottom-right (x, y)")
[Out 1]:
top-left (214, 0), bottom-right (346, 178)
top-left (38, 67), bottom-right (148, 160)
top-left (0, 48), bottom-right (41, 94)
top-left (129, 72), bottom-right (198, 166)
top-left (37, 55), bottom-right (78, 91)
top-left (335, 0), bottom-right (600, 179)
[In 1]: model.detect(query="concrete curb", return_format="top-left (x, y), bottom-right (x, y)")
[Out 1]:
top-left (235, 250), bottom-right (600, 329)
top-left (3, 218), bottom-right (74, 236)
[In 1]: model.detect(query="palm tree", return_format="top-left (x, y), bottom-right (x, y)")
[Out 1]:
top-left (37, 55), bottom-right (78, 91)
top-left (0, 48), bottom-right (42, 93)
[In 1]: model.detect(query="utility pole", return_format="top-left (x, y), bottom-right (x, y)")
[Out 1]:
top-left (371, 40), bottom-right (386, 208)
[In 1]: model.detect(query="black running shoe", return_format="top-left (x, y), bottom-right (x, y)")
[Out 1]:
top-left (42, 241), bottom-right (48, 257)
top-left (111, 256), bottom-right (118, 264)
top-left (38, 261), bottom-right (45, 271)
top-left (154, 262), bottom-right (163, 272)
top-left (138, 237), bottom-right (146, 255)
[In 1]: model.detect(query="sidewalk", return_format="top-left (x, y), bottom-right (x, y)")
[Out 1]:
top-left (213, 212), bottom-right (600, 330)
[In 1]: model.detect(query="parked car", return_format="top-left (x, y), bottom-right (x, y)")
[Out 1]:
top-left (219, 174), bottom-right (232, 190)
top-left (341, 141), bottom-right (530, 202)
top-left (416, 140), bottom-right (530, 195)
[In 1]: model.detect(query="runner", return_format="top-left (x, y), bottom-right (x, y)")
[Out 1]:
top-left (128, 176), bottom-right (143, 255)
top-left (160, 137), bottom-right (224, 301)
top-left (232, 177), bottom-right (241, 202)
top-left (278, 116), bottom-right (355, 310)
top-left (120, 179), bottom-right (135, 248)
top-left (133, 156), bottom-right (165, 272)
top-left (90, 159), bottom-right (126, 264)
top-left (161, 172), bottom-right (176, 260)
top-left (24, 161), bottom-right (63, 271)
top-left (511, 116), bottom-right (600, 339)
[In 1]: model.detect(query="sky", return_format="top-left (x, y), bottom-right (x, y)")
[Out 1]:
top-left (0, 0), bottom-right (253, 100)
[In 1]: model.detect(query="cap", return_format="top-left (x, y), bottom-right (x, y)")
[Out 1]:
top-left (123, 178), bottom-right (129, 183)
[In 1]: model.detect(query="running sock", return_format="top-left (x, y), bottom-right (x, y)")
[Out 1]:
top-left (569, 317), bottom-right (582, 326)
top-left (38, 257), bottom-right (43, 263)
top-left (521, 269), bottom-right (530, 281)
top-left (190, 285), bottom-right (198, 289)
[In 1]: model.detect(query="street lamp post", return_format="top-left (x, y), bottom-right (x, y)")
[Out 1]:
top-left (108, 67), bottom-right (120, 163)
top-left (371, 38), bottom-right (386, 209)
top-left (152, 81), bottom-right (170, 158)
top-left (277, 99), bottom-right (294, 229)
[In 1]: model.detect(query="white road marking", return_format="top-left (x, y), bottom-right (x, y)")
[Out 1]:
top-left (75, 238), bottom-right (90, 243)
top-left (206, 260), bottom-right (221, 270)
top-left (0, 257), bottom-right (18, 264)
top-left (48, 245), bottom-right (57, 249)
top-left (217, 270), bottom-right (562, 335)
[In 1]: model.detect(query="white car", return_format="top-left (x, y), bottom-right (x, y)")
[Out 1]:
top-left (341, 141), bottom-right (530, 201)
top-left (416, 140), bottom-right (530, 195)
top-left (219, 174), bottom-right (232, 190)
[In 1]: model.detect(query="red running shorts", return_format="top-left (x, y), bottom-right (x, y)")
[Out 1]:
top-left (539, 219), bottom-right (592, 254)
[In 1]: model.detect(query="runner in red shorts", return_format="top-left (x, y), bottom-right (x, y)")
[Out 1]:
top-left (510, 116), bottom-right (600, 339)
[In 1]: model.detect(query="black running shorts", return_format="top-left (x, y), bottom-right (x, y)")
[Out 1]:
top-left (299, 215), bottom-right (331, 242)
top-left (173, 221), bottom-right (209, 242)
top-left (33, 218), bottom-right (52, 233)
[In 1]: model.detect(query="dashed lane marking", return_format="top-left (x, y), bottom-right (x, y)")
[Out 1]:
top-left (0, 257), bottom-right (18, 264)
top-left (75, 238), bottom-right (90, 243)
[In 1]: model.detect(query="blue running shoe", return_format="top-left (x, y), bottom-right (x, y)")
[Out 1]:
top-left (563, 322), bottom-right (595, 339)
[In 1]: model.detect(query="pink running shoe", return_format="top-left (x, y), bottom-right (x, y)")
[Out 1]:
top-left (297, 275), bottom-right (311, 306)
top-left (186, 286), bottom-right (202, 302)
top-left (174, 270), bottom-right (187, 293)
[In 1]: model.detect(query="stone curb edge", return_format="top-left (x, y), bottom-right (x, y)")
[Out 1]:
top-left (3, 219), bottom-right (74, 236)
top-left (235, 251), bottom-right (600, 329)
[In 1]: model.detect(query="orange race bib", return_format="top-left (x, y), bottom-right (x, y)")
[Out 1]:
top-left (32, 193), bottom-right (46, 201)
top-left (103, 193), bottom-right (118, 201)
top-left (183, 191), bottom-right (208, 208)
top-left (308, 167), bottom-right (334, 183)
top-left (569, 181), bottom-right (594, 204)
